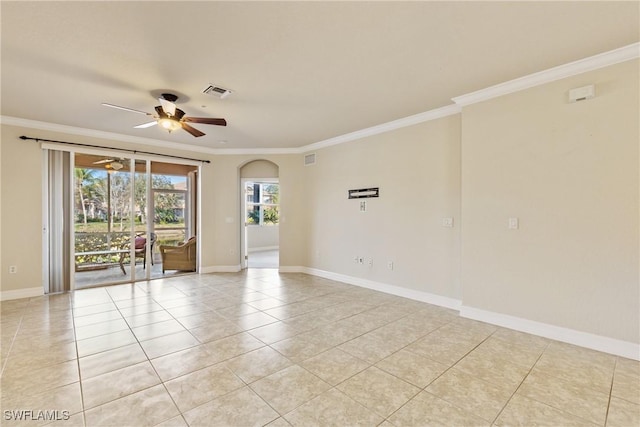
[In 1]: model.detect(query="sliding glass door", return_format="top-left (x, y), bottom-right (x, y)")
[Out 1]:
top-left (152, 178), bottom-right (188, 251)
top-left (67, 153), bottom-right (198, 289)
top-left (73, 156), bottom-right (148, 288)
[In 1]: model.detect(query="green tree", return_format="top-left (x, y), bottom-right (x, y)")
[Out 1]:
top-left (135, 174), bottom-right (180, 225)
top-left (109, 172), bottom-right (131, 231)
top-left (263, 206), bottom-right (279, 225)
top-left (75, 168), bottom-right (98, 225)
top-left (133, 173), bottom-right (148, 224)
top-left (263, 184), bottom-right (279, 204)
top-left (262, 184), bottom-right (279, 224)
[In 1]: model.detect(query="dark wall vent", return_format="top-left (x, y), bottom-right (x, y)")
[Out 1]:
top-left (304, 153), bottom-right (316, 166)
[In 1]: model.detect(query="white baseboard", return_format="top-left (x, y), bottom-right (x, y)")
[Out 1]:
top-left (0, 286), bottom-right (44, 301)
top-left (248, 246), bottom-right (279, 253)
top-left (200, 265), bottom-right (242, 273)
top-left (280, 266), bottom-right (462, 311)
top-left (460, 306), bottom-right (640, 361)
top-left (279, 266), bottom-right (639, 360)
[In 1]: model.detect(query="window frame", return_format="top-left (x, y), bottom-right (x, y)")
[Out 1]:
top-left (245, 181), bottom-right (280, 226)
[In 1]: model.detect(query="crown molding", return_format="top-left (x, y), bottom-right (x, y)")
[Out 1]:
top-left (300, 104), bottom-right (462, 153)
top-left (3, 43), bottom-right (637, 156)
top-left (1, 106), bottom-right (462, 156)
top-left (0, 115), bottom-right (223, 155)
top-left (0, 116), bottom-right (305, 156)
top-left (212, 147), bottom-right (300, 155)
top-left (452, 42), bottom-right (640, 107)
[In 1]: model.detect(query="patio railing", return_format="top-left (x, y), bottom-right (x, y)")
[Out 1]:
top-left (74, 232), bottom-right (131, 271)
top-left (74, 230), bottom-right (186, 271)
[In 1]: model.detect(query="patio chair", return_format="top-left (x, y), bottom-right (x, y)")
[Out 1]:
top-left (160, 236), bottom-right (196, 273)
top-left (118, 233), bottom-right (157, 275)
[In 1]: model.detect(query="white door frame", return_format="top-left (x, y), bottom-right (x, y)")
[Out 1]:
top-left (240, 177), bottom-right (278, 269)
top-left (240, 178), bottom-right (251, 270)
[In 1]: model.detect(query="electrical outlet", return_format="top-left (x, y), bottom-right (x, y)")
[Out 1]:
top-left (387, 261), bottom-right (394, 270)
top-left (442, 217), bottom-right (454, 228)
top-left (508, 217), bottom-right (519, 230)
top-left (9, 265), bottom-right (17, 274)
top-left (367, 258), bottom-right (373, 268)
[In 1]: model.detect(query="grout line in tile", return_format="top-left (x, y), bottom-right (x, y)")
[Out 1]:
top-left (488, 338), bottom-right (548, 425)
top-left (84, 287), bottom-right (178, 425)
top-left (381, 330), bottom-right (496, 423)
top-left (603, 357), bottom-right (617, 427)
top-left (231, 366), bottom-right (286, 420)
top-left (70, 297), bottom-right (88, 427)
top-left (5, 273), bottom-right (628, 427)
top-left (503, 342), bottom-right (607, 427)
top-left (0, 315), bottom-right (24, 378)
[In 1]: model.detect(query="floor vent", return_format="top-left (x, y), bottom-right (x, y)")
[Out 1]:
top-left (304, 153), bottom-right (316, 166)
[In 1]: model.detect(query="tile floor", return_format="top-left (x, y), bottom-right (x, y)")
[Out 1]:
top-left (74, 257), bottom-right (190, 289)
top-left (1, 270), bottom-right (638, 426)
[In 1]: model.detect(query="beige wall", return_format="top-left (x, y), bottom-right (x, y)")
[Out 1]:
top-left (461, 59), bottom-right (639, 343)
top-left (1, 58), bottom-right (637, 351)
top-left (0, 127), bottom-right (43, 292)
top-left (303, 115), bottom-right (462, 300)
top-left (202, 155), bottom-right (303, 269)
top-left (248, 226), bottom-right (279, 251)
top-left (0, 126), bottom-right (2, 292)
top-left (0, 124), bottom-right (224, 293)
top-left (240, 160), bottom-right (279, 179)
top-left (0, 125), bottom-right (306, 291)
top-left (298, 59), bottom-right (638, 347)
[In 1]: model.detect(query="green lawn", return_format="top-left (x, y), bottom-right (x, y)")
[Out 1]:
top-left (75, 222), bottom-right (150, 233)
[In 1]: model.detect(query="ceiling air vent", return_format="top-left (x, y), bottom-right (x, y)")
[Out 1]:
top-left (202, 84), bottom-right (232, 99)
top-left (304, 153), bottom-right (316, 166)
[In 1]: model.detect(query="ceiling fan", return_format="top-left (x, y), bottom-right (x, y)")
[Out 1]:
top-left (102, 93), bottom-right (227, 137)
top-left (92, 158), bottom-right (124, 170)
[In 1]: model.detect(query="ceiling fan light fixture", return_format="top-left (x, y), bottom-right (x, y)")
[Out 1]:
top-left (159, 95), bottom-right (177, 117)
top-left (158, 117), bottom-right (181, 133)
top-left (102, 94), bottom-right (225, 138)
top-left (110, 161), bottom-right (124, 171)
top-left (104, 161), bottom-right (123, 171)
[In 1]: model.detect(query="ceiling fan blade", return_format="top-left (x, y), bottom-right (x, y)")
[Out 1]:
top-left (181, 123), bottom-right (206, 137)
top-left (93, 158), bottom-right (115, 165)
top-left (134, 121), bottom-right (158, 129)
top-left (101, 103), bottom-right (152, 116)
top-left (159, 97), bottom-right (176, 117)
top-left (183, 117), bottom-right (227, 126)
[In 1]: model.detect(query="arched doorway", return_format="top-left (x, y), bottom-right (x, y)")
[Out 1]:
top-left (239, 160), bottom-right (279, 269)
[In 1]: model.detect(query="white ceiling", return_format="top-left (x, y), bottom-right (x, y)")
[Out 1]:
top-left (2, 1), bottom-right (638, 151)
